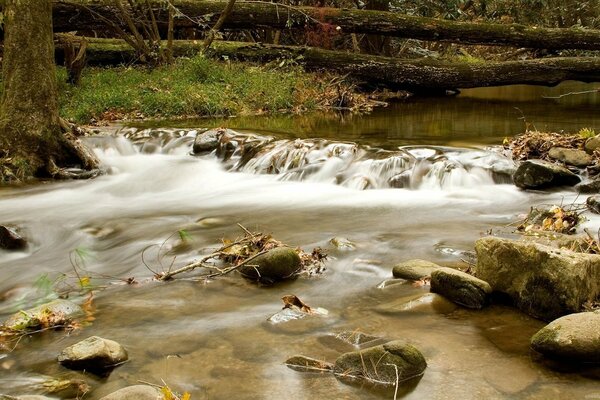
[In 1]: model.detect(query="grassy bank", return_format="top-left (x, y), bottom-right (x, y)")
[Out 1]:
top-left (58, 56), bottom-right (368, 124)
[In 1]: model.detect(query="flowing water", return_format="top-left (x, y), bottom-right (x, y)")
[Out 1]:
top-left (0, 82), bottom-right (599, 399)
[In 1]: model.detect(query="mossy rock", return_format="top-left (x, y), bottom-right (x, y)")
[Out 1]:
top-left (531, 310), bottom-right (600, 362)
top-left (474, 237), bottom-right (600, 321)
top-left (2, 299), bottom-right (83, 332)
top-left (333, 340), bottom-right (426, 385)
top-left (430, 267), bottom-right (492, 309)
top-left (239, 247), bottom-right (301, 284)
top-left (98, 385), bottom-right (162, 400)
top-left (513, 159), bottom-right (580, 190)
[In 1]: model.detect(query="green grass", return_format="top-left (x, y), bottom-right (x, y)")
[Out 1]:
top-left (58, 56), bottom-right (326, 124)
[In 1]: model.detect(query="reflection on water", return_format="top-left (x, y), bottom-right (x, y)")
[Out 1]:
top-left (0, 84), bottom-right (599, 399)
top-left (132, 81), bottom-right (600, 148)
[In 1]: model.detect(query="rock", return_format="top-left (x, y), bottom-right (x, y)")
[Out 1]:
top-left (192, 129), bottom-right (223, 154)
top-left (586, 195), bottom-right (600, 214)
top-left (392, 259), bottom-right (442, 280)
top-left (0, 396), bottom-right (56, 400)
top-left (388, 171), bottom-right (412, 188)
top-left (512, 159), bottom-right (580, 190)
top-left (2, 299), bottom-right (83, 331)
top-left (474, 237), bottom-right (600, 321)
top-left (285, 355), bottom-right (333, 372)
top-left (58, 336), bottom-right (128, 373)
top-left (547, 147), bottom-right (593, 167)
top-left (531, 311), bottom-right (600, 362)
top-left (333, 340), bottom-right (426, 385)
top-left (239, 247), bottom-right (301, 283)
top-left (576, 179), bottom-right (600, 193)
top-left (585, 135), bottom-right (600, 154)
top-left (0, 226), bottom-right (26, 250)
top-left (430, 267), bottom-right (492, 309)
top-left (98, 385), bottom-right (162, 400)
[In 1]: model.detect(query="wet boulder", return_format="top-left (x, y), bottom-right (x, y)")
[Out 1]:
top-left (2, 299), bottom-right (83, 331)
top-left (430, 267), bottom-right (492, 309)
top-left (392, 259), bottom-right (442, 280)
top-left (58, 336), bottom-right (128, 373)
top-left (192, 129), bottom-right (223, 154)
top-left (585, 135), bottom-right (600, 154)
top-left (512, 159), bottom-right (580, 190)
top-left (586, 195), bottom-right (600, 214)
top-left (474, 237), bottom-right (600, 321)
top-left (531, 310), bottom-right (600, 362)
top-left (547, 147), bottom-right (593, 168)
top-left (239, 247), bottom-right (301, 283)
top-left (576, 179), bottom-right (600, 194)
top-left (98, 385), bottom-right (162, 400)
top-left (0, 226), bottom-right (26, 250)
top-left (333, 340), bottom-right (426, 385)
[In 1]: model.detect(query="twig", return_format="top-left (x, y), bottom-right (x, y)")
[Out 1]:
top-left (542, 88), bottom-right (600, 99)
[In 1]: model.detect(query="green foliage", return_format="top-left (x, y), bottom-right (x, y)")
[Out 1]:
top-left (58, 56), bottom-right (322, 124)
top-left (578, 127), bottom-right (596, 138)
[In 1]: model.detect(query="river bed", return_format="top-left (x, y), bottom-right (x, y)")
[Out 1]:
top-left (0, 83), bottom-right (599, 399)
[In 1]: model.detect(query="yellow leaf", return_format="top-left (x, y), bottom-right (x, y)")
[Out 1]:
top-left (182, 393), bottom-right (192, 400)
top-left (161, 386), bottom-right (175, 400)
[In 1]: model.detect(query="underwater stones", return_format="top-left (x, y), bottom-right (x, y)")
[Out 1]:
top-left (239, 247), bottom-right (301, 283)
top-left (2, 299), bottom-right (83, 331)
top-left (430, 267), bottom-right (492, 309)
top-left (547, 147), bottom-right (593, 168)
top-left (513, 159), bottom-right (580, 190)
top-left (333, 340), bottom-right (426, 385)
top-left (474, 237), bottom-right (600, 321)
top-left (392, 259), bottom-right (442, 280)
top-left (0, 225), bottom-right (26, 250)
top-left (98, 385), bottom-right (162, 400)
top-left (285, 355), bottom-right (333, 372)
top-left (58, 336), bottom-right (128, 373)
top-left (531, 311), bottom-right (600, 362)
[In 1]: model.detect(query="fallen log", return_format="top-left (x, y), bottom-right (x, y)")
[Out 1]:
top-left (52, 0), bottom-right (600, 51)
top-left (57, 37), bottom-right (600, 90)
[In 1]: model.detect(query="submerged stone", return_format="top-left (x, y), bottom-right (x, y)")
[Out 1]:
top-left (430, 267), bottom-right (492, 309)
top-left (392, 259), bottom-right (442, 280)
top-left (239, 247), bottom-right (301, 283)
top-left (58, 336), bottom-right (128, 373)
top-left (333, 340), bottom-right (426, 385)
top-left (285, 355), bottom-right (333, 372)
top-left (98, 385), bottom-right (161, 400)
top-left (474, 237), bottom-right (600, 321)
top-left (0, 226), bottom-right (26, 250)
top-left (513, 159), bottom-right (580, 190)
top-left (531, 311), bottom-right (600, 362)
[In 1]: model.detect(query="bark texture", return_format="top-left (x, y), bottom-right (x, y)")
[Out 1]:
top-left (0, 0), bottom-right (97, 181)
top-left (52, 0), bottom-right (600, 50)
top-left (62, 38), bottom-right (600, 90)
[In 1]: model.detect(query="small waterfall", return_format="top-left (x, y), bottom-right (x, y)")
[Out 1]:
top-left (87, 127), bottom-right (516, 190)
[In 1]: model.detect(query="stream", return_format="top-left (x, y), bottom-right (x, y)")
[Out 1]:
top-left (0, 82), bottom-right (599, 399)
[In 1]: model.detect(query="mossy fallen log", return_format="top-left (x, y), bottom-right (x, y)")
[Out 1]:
top-left (52, 0), bottom-right (600, 50)
top-left (57, 37), bottom-right (600, 91)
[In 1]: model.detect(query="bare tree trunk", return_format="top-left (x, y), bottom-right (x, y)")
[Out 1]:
top-left (202, 0), bottom-right (237, 52)
top-left (0, 0), bottom-right (98, 182)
